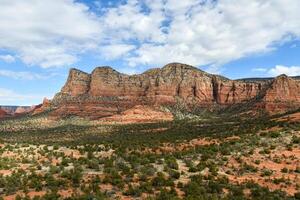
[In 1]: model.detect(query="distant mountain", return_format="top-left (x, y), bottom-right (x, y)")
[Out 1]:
top-left (0, 105), bottom-right (34, 119)
top-left (30, 62), bottom-right (300, 119)
top-left (0, 106), bottom-right (31, 114)
top-left (236, 76), bottom-right (300, 82)
top-left (0, 108), bottom-right (9, 118)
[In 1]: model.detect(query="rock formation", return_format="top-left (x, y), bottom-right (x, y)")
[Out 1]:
top-left (0, 108), bottom-right (9, 118)
top-left (0, 106), bottom-right (33, 119)
top-left (14, 106), bottom-right (37, 115)
top-left (36, 63), bottom-right (300, 119)
top-left (32, 98), bottom-right (51, 115)
top-left (259, 75), bottom-right (300, 114)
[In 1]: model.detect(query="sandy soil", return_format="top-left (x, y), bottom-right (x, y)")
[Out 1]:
top-left (98, 105), bottom-right (173, 124)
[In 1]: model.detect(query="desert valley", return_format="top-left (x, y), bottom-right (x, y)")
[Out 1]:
top-left (0, 63), bottom-right (299, 199)
top-left (1, 0), bottom-right (300, 199)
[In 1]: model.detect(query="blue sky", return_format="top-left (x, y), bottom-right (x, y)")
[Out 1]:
top-left (0, 0), bottom-right (300, 105)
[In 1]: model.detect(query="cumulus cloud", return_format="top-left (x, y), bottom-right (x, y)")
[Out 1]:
top-left (100, 0), bottom-right (166, 43)
top-left (0, 0), bottom-right (101, 68)
top-left (252, 68), bottom-right (268, 72)
top-left (100, 44), bottom-right (136, 60)
top-left (0, 54), bottom-right (15, 63)
top-left (93, 0), bottom-right (300, 70)
top-left (125, 0), bottom-right (300, 68)
top-left (1, 0), bottom-right (300, 69)
top-left (268, 65), bottom-right (300, 76)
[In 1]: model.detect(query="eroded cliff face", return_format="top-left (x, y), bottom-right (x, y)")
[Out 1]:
top-left (212, 77), bottom-right (265, 105)
top-left (85, 64), bottom-right (217, 105)
top-left (260, 75), bottom-right (300, 114)
top-left (56, 63), bottom-right (267, 103)
top-left (0, 109), bottom-right (9, 118)
top-left (47, 63), bottom-right (279, 119)
top-left (32, 98), bottom-right (51, 115)
top-left (61, 68), bottom-right (91, 96)
top-left (0, 106), bottom-right (34, 119)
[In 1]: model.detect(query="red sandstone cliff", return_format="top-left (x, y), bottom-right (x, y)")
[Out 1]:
top-left (0, 106), bottom-right (33, 119)
top-left (259, 75), bottom-right (300, 114)
top-left (0, 108), bottom-right (9, 118)
top-left (26, 62), bottom-right (300, 119)
top-left (32, 98), bottom-right (51, 115)
top-left (47, 63), bottom-right (284, 119)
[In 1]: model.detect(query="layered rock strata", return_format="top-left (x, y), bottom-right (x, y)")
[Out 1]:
top-left (39, 63), bottom-right (300, 118)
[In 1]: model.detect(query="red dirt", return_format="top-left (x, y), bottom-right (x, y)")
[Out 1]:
top-left (275, 112), bottom-right (300, 122)
top-left (225, 147), bottom-right (300, 196)
top-left (98, 105), bottom-right (173, 124)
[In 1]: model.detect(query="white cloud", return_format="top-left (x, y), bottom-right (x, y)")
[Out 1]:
top-left (252, 68), bottom-right (268, 72)
top-left (0, 54), bottom-right (15, 63)
top-left (1, 0), bottom-right (300, 69)
top-left (101, 0), bottom-right (166, 43)
top-left (0, 70), bottom-right (52, 80)
top-left (99, 0), bottom-right (300, 69)
top-left (100, 44), bottom-right (135, 60)
top-left (268, 65), bottom-right (300, 76)
top-left (0, 88), bottom-right (51, 105)
top-left (0, 0), bottom-right (102, 68)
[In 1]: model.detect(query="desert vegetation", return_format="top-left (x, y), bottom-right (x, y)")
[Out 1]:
top-left (0, 111), bottom-right (299, 199)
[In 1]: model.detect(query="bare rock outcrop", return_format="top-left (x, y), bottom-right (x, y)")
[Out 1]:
top-left (42, 63), bottom-right (300, 119)
top-left (260, 75), bottom-right (300, 114)
top-left (32, 98), bottom-right (51, 115)
top-left (0, 108), bottom-right (9, 118)
top-left (0, 106), bottom-right (32, 118)
top-left (61, 68), bottom-right (91, 96)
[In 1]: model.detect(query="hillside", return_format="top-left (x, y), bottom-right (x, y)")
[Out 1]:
top-left (34, 63), bottom-right (300, 119)
top-left (0, 105), bottom-right (33, 118)
top-left (0, 63), bottom-right (300, 199)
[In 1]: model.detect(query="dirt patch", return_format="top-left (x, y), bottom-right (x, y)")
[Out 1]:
top-left (225, 147), bottom-right (300, 196)
top-left (0, 170), bottom-right (12, 176)
top-left (275, 112), bottom-right (300, 122)
top-left (98, 105), bottom-right (173, 124)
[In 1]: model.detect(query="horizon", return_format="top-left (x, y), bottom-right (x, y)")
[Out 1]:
top-left (1, 0), bottom-right (300, 105)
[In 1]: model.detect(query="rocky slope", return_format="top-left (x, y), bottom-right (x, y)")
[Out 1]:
top-left (0, 106), bottom-right (34, 119)
top-left (0, 106), bottom-right (31, 115)
top-left (99, 105), bottom-right (173, 124)
top-left (37, 63), bottom-right (300, 119)
top-left (258, 74), bottom-right (300, 114)
top-left (0, 108), bottom-right (9, 118)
